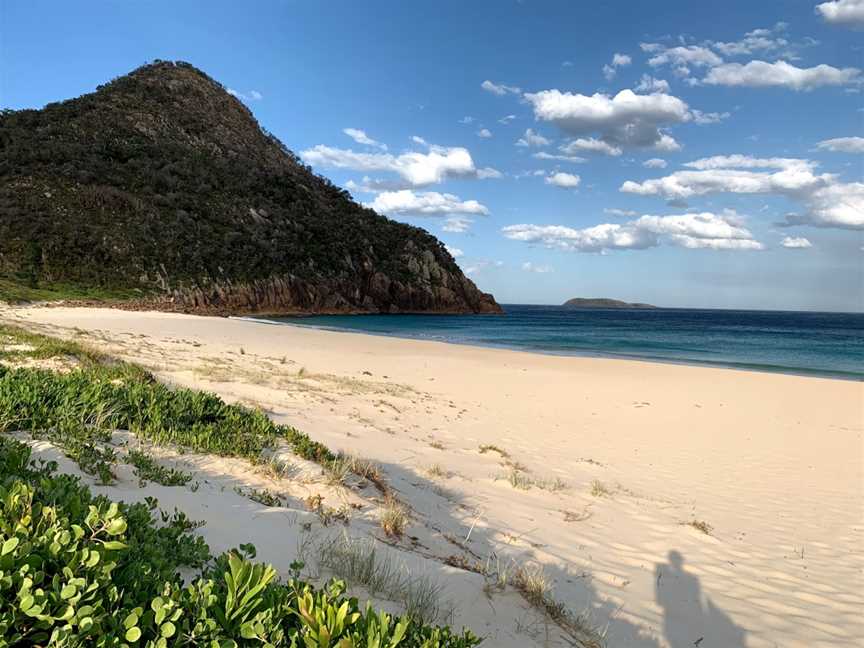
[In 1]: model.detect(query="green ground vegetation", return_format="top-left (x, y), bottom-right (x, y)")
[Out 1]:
top-left (0, 324), bottom-right (480, 645)
top-left (0, 436), bottom-right (481, 646)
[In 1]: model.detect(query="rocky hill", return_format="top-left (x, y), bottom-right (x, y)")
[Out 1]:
top-left (562, 298), bottom-right (657, 309)
top-left (0, 61), bottom-right (500, 314)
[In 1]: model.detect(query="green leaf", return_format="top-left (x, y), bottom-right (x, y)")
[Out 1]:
top-left (1, 537), bottom-right (19, 555)
top-left (125, 626), bottom-right (141, 642)
top-left (106, 518), bottom-right (127, 536)
top-left (160, 621), bottom-right (176, 638)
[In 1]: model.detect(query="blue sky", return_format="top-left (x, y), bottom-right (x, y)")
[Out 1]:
top-left (2, 0), bottom-right (862, 311)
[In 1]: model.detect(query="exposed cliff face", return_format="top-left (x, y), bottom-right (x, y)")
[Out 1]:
top-left (161, 267), bottom-right (501, 315)
top-left (0, 61), bottom-right (500, 314)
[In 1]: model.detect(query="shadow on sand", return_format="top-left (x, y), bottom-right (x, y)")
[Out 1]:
top-left (371, 458), bottom-right (750, 647)
top-left (655, 550), bottom-right (747, 648)
top-left (366, 458), bottom-right (665, 646)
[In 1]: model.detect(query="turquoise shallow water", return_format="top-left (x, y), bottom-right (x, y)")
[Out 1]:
top-left (262, 305), bottom-right (864, 380)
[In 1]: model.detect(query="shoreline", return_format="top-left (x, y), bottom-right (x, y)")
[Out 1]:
top-left (2, 305), bottom-right (862, 647)
top-left (244, 315), bottom-right (864, 383)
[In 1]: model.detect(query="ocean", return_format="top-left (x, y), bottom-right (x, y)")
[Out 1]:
top-left (264, 305), bottom-right (864, 380)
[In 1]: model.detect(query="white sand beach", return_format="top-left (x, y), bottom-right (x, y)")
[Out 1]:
top-left (2, 305), bottom-right (862, 648)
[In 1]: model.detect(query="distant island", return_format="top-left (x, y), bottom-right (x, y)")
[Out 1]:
top-left (562, 298), bottom-right (658, 309)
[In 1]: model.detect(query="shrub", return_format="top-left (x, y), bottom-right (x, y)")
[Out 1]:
top-left (0, 436), bottom-right (481, 646)
top-left (0, 363), bottom-right (334, 474)
top-left (125, 448), bottom-right (192, 487)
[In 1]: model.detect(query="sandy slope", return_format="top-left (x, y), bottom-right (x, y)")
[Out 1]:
top-left (2, 305), bottom-right (862, 648)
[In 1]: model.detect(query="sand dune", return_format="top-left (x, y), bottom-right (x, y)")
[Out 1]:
top-left (2, 305), bottom-right (862, 647)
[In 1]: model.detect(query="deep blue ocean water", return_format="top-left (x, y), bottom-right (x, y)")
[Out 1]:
top-left (263, 305), bottom-right (864, 380)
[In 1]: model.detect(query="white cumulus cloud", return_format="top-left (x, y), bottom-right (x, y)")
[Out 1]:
top-left (227, 88), bottom-right (263, 101)
top-left (301, 144), bottom-right (496, 187)
top-left (641, 28), bottom-right (844, 88)
top-left (633, 212), bottom-right (756, 240)
top-left (690, 110), bottom-right (730, 124)
top-left (643, 158), bottom-right (668, 169)
top-left (668, 235), bottom-right (765, 250)
top-left (445, 245), bottom-right (464, 258)
top-left (443, 216), bottom-right (474, 233)
top-left (816, 0), bottom-right (864, 28)
top-left (502, 211), bottom-right (763, 253)
top-left (621, 164), bottom-right (828, 200)
top-left (521, 262), bottom-right (553, 273)
top-left (604, 208), bottom-right (639, 217)
top-left (477, 167), bottom-right (503, 179)
top-left (706, 24), bottom-right (813, 59)
top-left (513, 169), bottom-right (547, 178)
top-left (344, 177), bottom-right (398, 194)
top-left (784, 182), bottom-right (864, 229)
top-left (635, 75), bottom-right (671, 93)
top-left (620, 155), bottom-right (864, 230)
top-left (559, 137), bottom-right (624, 156)
top-left (816, 136), bottom-right (864, 153)
top-left (603, 52), bottom-right (632, 80)
top-left (643, 44), bottom-right (723, 69)
top-left (545, 172), bottom-right (581, 188)
top-left (516, 128), bottom-right (551, 147)
top-left (367, 190), bottom-right (489, 217)
top-left (481, 80), bottom-right (521, 96)
top-left (477, 128), bottom-right (493, 138)
top-left (503, 222), bottom-right (656, 252)
top-left (682, 155), bottom-right (814, 171)
top-left (703, 60), bottom-right (860, 90)
top-left (525, 88), bottom-right (688, 151)
top-left (532, 151), bottom-right (587, 163)
top-left (343, 128), bottom-right (387, 150)
top-left (781, 236), bottom-right (813, 248)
